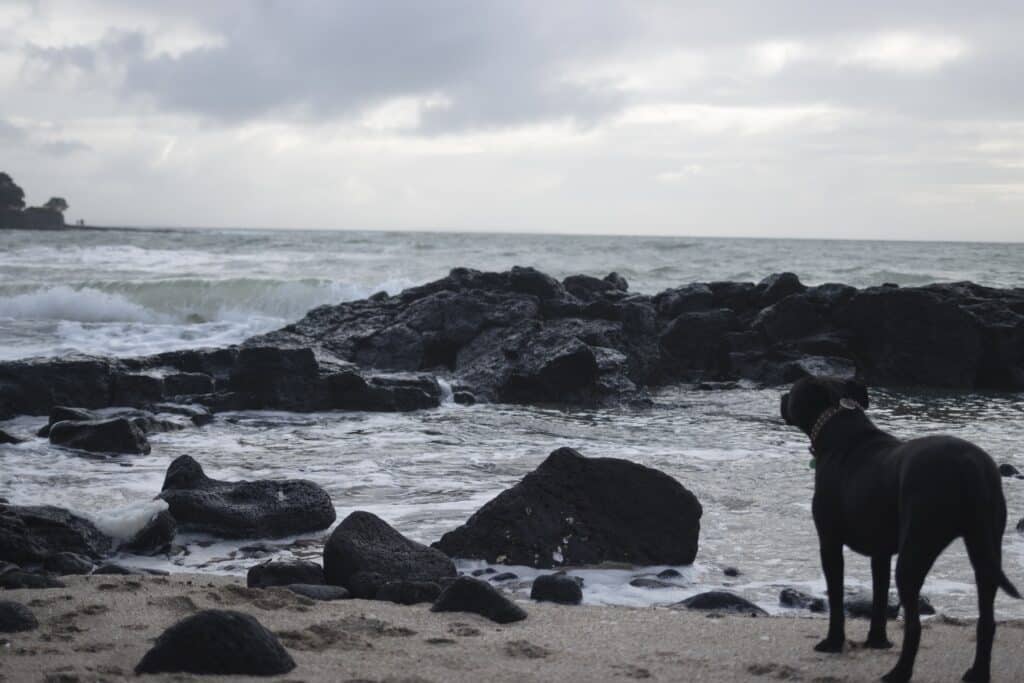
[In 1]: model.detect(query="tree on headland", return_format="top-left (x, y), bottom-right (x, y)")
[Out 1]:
top-left (0, 172), bottom-right (26, 210)
top-left (43, 197), bottom-right (69, 213)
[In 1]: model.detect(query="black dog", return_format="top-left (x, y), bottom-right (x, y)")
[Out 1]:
top-left (780, 376), bottom-right (1020, 682)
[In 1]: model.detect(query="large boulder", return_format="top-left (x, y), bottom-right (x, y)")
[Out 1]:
top-left (0, 505), bottom-right (113, 564)
top-left (434, 447), bottom-right (702, 568)
top-left (135, 610), bottom-right (295, 675)
top-left (49, 417), bottom-right (151, 455)
top-left (530, 573), bottom-right (583, 604)
top-left (323, 511), bottom-right (456, 598)
top-left (159, 455), bottom-right (336, 538)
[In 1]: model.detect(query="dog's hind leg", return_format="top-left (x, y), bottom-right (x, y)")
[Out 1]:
top-left (962, 531), bottom-right (1001, 682)
top-left (866, 553), bottom-right (894, 649)
top-left (882, 530), bottom-right (946, 683)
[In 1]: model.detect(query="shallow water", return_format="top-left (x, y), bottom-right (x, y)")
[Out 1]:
top-left (2, 228), bottom-right (1023, 617)
top-left (3, 384), bottom-right (1022, 618)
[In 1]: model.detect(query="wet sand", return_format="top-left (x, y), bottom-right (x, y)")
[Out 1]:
top-left (2, 574), bottom-right (1022, 682)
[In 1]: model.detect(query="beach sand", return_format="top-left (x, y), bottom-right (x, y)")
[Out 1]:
top-left (2, 575), bottom-right (1022, 682)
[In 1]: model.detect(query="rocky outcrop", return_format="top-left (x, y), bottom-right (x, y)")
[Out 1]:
top-left (0, 206), bottom-right (64, 230)
top-left (121, 509), bottom-right (176, 555)
top-left (433, 447), bottom-right (702, 568)
top-left (158, 455), bottom-right (336, 539)
top-left (0, 504), bottom-right (113, 564)
top-left (2, 270), bottom-right (1023, 419)
top-left (135, 610), bottom-right (296, 675)
top-left (322, 511), bottom-right (456, 599)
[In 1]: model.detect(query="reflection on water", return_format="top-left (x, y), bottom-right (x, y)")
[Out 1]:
top-left (2, 385), bottom-right (1022, 617)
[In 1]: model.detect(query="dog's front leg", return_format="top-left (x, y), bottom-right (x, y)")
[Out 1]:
top-left (816, 535), bottom-right (846, 652)
top-left (866, 554), bottom-right (894, 648)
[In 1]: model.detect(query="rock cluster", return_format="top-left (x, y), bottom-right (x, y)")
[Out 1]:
top-left (3, 269), bottom-right (1021, 418)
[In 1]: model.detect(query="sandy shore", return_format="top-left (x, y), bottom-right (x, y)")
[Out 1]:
top-left (2, 575), bottom-right (1023, 682)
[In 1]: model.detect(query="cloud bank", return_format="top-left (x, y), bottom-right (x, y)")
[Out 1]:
top-left (2, 0), bottom-right (1023, 240)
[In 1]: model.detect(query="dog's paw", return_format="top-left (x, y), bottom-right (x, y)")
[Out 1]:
top-left (864, 635), bottom-right (894, 649)
top-left (814, 637), bottom-right (845, 653)
top-left (881, 667), bottom-right (911, 682)
top-left (962, 666), bottom-right (990, 682)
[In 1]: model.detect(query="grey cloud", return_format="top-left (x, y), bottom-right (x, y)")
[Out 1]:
top-left (39, 139), bottom-right (91, 156)
top-left (11, 1), bottom-right (1024, 132)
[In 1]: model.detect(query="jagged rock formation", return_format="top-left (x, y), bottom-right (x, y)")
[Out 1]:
top-left (1, 268), bottom-right (1022, 418)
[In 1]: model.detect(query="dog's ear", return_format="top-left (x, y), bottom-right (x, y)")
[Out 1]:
top-left (844, 379), bottom-right (869, 409)
top-left (780, 393), bottom-right (792, 424)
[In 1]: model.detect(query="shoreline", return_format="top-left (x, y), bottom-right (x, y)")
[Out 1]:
top-left (3, 574), bottom-right (1023, 682)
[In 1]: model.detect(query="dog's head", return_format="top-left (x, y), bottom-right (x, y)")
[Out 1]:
top-left (780, 375), bottom-right (869, 435)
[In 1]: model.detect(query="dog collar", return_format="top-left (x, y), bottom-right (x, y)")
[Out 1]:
top-left (809, 398), bottom-right (861, 457)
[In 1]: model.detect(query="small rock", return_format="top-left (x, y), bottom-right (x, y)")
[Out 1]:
top-left (656, 568), bottom-right (682, 579)
top-left (122, 509), bottom-right (176, 555)
top-left (779, 588), bottom-right (826, 613)
top-left (247, 559), bottom-right (325, 589)
top-left (93, 563), bottom-right (145, 575)
top-left (431, 576), bottom-right (527, 624)
top-left (0, 601), bottom-right (38, 632)
top-left (531, 574), bottom-right (583, 604)
top-left (998, 463), bottom-right (1020, 478)
top-left (0, 429), bottom-right (23, 445)
top-left (629, 577), bottom-right (675, 589)
top-left (43, 552), bottom-right (95, 576)
top-left (490, 572), bottom-right (518, 582)
top-left (471, 568), bottom-right (496, 577)
top-left (49, 417), bottom-right (151, 455)
top-left (135, 609), bottom-right (296, 675)
top-left (723, 566), bottom-right (741, 577)
top-left (674, 591), bottom-right (768, 616)
top-left (376, 580), bottom-right (442, 605)
top-left (0, 570), bottom-right (64, 589)
top-left (286, 584), bottom-right (350, 601)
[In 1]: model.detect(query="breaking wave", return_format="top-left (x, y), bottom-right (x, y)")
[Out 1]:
top-left (0, 277), bottom-right (411, 325)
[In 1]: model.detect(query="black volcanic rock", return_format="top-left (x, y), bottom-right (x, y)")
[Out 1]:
top-left (49, 417), bottom-right (151, 455)
top-left (247, 559), bottom-right (324, 588)
top-left (530, 573), bottom-right (583, 604)
top-left (0, 505), bottom-right (112, 564)
top-left (434, 447), bottom-right (702, 568)
top-left (376, 580), bottom-right (442, 605)
top-left (323, 511), bottom-right (456, 598)
top-left (43, 552), bottom-right (96, 575)
top-left (135, 609), bottom-right (295, 675)
top-left (0, 601), bottom-right (38, 632)
top-left (674, 591), bottom-right (768, 616)
top-left (0, 428), bottom-right (23, 444)
top-left (3, 269), bottom-right (1024, 420)
top-left (121, 509), bottom-right (176, 555)
top-left (431, 576), bottom-right (527, 623)
top-left (159, 455), bottom-right (336, 538)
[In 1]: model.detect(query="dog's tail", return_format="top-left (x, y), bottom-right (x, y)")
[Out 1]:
top-left (998, 570), bottom-right (1021, 599)
top-left (964, 475), bottom-right (1021, 599)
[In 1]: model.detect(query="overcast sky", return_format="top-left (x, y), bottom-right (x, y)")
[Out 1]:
top-left (2, 1), bottom-right (1023, 240)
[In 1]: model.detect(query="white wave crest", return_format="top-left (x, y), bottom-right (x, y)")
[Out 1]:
top-left (88, 499), bottom-right (169, 543)
top-left (0, 285), bottom-right (170, 323)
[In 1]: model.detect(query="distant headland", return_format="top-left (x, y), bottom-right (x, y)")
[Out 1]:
top-left (0, 171), bottom-right (74, 230)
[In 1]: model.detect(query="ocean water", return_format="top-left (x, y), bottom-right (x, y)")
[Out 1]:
top-left (1, 227), bottom-right (1023, 618)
